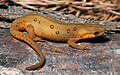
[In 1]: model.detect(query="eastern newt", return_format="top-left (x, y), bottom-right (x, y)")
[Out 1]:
top-left (10, 12), bottom-right (105, 71)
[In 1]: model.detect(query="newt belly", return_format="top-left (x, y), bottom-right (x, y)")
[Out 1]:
top-left (10, 12), bottom-right (105, 71)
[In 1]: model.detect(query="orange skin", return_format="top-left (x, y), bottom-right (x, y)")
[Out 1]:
top-left (10, 12), bottom-right (105, 71)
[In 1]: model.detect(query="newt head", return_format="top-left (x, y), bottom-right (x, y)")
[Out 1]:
top-left (77, 23), bottom-right (105, 39)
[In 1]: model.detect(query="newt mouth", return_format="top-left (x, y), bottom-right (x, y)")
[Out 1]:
top-left (94, 31), bottom-right (105, 36)
top-left (98, 31), bottom-right (105, 36)
top-left (81, 31), bottom-right (105, 39)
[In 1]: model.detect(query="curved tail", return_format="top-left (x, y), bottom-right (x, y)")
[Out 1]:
top-left (10, 24), bottom-right (45, 71)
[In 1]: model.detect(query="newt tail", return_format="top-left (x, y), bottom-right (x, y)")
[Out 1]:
top-left (10, 20), bottom-right (45, 71)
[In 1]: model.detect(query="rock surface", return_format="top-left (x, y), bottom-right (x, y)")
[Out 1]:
top-left (0, 6), bottom-right (120, 75)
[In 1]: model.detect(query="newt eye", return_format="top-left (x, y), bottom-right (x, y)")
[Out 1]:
top-left (94, 32), bottom-right (99, 36)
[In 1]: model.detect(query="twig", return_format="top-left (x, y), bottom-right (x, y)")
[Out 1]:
top-left (71, 5), bottom-right (100, 10)
top-left (108, 10), bottom-right (120, 16)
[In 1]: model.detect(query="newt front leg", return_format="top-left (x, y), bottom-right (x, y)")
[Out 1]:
top-left (68, 38), bottom-right (89, 50)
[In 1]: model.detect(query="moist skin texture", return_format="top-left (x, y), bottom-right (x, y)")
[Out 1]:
top-left (10, 12), bottom-right (105, 71)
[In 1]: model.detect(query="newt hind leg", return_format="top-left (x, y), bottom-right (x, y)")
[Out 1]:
top-left (67, 38), bottom-right (90, 50)
top-left (26, 25), bottom-right (44, 42)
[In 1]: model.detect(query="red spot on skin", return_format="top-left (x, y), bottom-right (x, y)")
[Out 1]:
top-left (50, 25), bottom-right (54, 29)
top-left (34, 18), bottom-right (37, 22)
top-left (55, 31), bottom-right (59, 34)
top-left (73, 27), bottom-right (77, 31)
top-left (39, 21), bottom-right (41, 24)
top-left (67, 29), bottom-right (70, 33)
